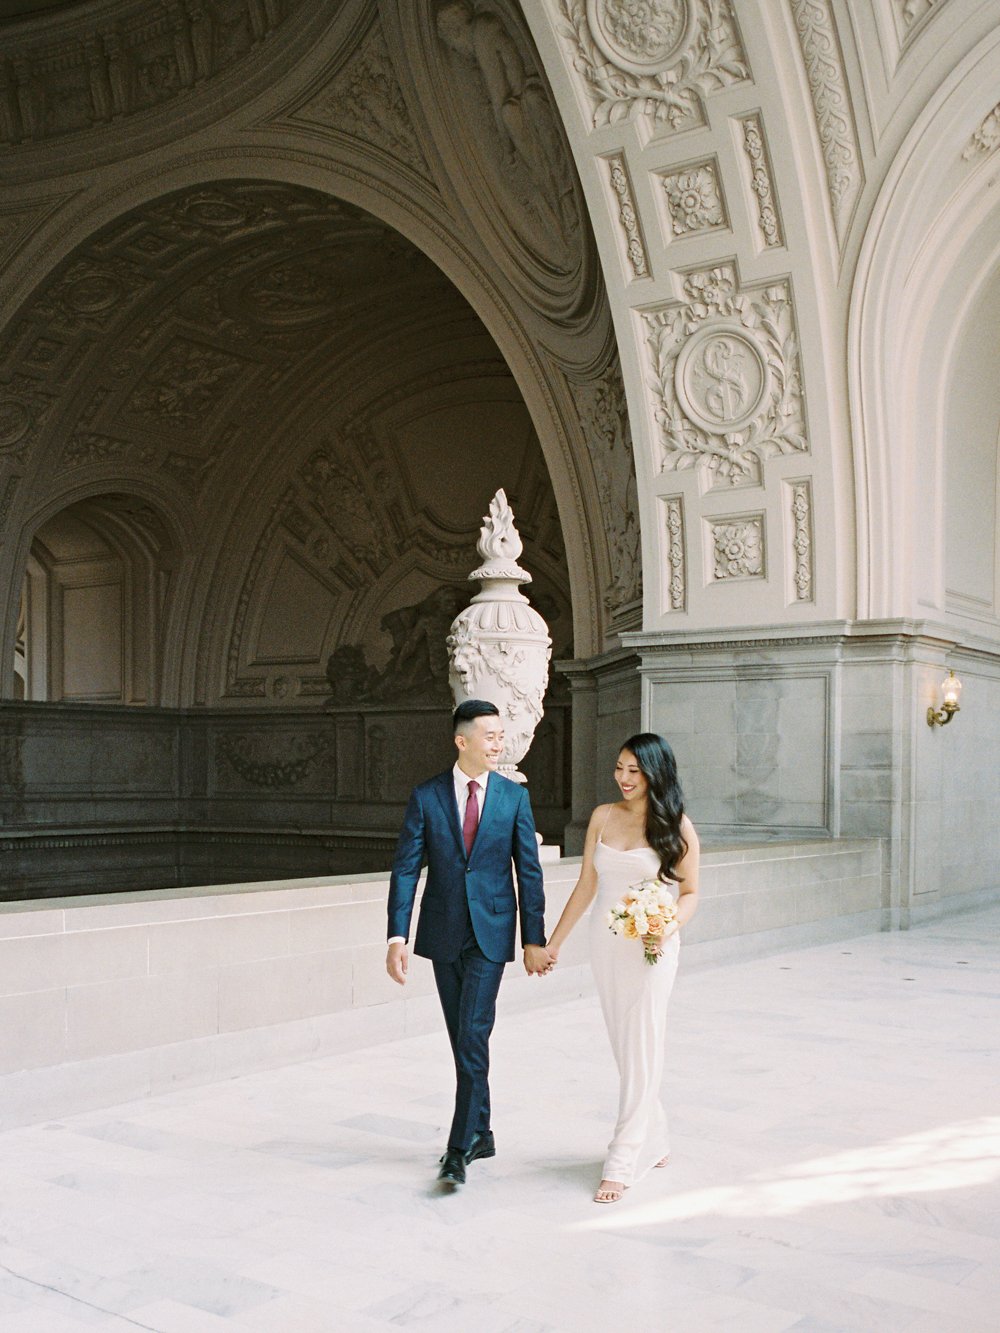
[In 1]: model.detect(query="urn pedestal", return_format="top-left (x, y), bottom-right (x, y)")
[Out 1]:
top-left (447, 490), bottom-right (552, 784)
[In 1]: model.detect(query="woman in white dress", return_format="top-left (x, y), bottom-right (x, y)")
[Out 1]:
top-left (547, 734), bottom-right (700, 1203)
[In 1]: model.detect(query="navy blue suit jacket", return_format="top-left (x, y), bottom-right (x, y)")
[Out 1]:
top-left (387, 770), bottom-right (546, 964)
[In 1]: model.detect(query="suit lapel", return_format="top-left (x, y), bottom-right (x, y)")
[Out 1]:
top-left (433, 771), bottom-right (465, 858)
top-left (470, 773), bottom-right (506, 860)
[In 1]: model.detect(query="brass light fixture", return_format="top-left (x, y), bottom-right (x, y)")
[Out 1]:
top-left (927, 669), bottom-right (962, 728)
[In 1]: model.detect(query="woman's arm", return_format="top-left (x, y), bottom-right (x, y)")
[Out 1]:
top-left (671, 814), bottom-right (700, 932)
top-left (545, 805), bottom-right (606, 957)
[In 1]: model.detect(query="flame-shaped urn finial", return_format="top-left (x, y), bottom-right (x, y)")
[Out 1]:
top-left (447, 490), bottom-right (552, 784)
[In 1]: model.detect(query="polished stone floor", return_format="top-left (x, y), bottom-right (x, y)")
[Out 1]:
top-left (0, 904), bottom-right (998, 1332)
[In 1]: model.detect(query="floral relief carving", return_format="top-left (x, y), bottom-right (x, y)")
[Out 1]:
top-left (559, 0), bottom-right (748, 132)
top-left (963, 103), bottom-right (1000, 161)
top-left (606, 153), bottom-right (650, 278)
top-left (126, 338), bottom-right (247, 429)
top-left (660, 159), bottom-right (727, 236)
top-left (0, 376), bottom-right (56, 466)
top-left (740, 114), bottom-right (783, 248)
top-left (292, 18), bottom-right (430, 176)
top-left (571, 358), bottom-right (642, 614)
top-left (663, 496), bottom-right (685, 611)
top-left (789, 0), bottom-right (863, 246)
top-left (709, 514), bottom-right (764, 581)
top-left (30, 257), bottom-right (149, 333)
top-left (216, 731), bottom-right (334, 790)
top-left (789, 479), bottom-right (813, 601)
top-left (642, 264), bottom-right (808, 486)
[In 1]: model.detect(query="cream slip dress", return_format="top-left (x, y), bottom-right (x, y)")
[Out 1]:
top-left (589, 817), bottom-right (680, 1186)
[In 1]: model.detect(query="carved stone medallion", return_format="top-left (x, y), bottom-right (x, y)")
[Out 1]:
top-left (642, 264), bottom-right (807, 485)
top-left (674, 325), bottom-right (771, 436)
top-left (585, 0), bottom-right (695, 76)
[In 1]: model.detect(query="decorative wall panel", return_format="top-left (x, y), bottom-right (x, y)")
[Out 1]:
top-left (641, 264), bottom-right (808, 487)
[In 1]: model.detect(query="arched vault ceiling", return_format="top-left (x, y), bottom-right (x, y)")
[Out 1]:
top-left (3, 180), bottom-right (480, 498)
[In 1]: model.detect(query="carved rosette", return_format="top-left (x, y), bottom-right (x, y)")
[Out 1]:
top-left (660, 160), bottom-right (728, 236)
top-left (642, 265), bottom-right (808, 486)
top-left (447, 490), bottom-right (551, 784)
top-left (708, 514), bottom-right (765, 581)
top-left (559, 0), bottom-right (748, 132)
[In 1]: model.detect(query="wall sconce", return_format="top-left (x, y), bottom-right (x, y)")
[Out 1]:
top-left (927, 669), bottom-right (962, 728)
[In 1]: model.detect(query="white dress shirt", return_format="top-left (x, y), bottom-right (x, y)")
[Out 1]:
top-left (387, 765), bottom-right (491, 945)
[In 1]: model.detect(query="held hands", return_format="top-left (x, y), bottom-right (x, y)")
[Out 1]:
top-left (523, 943), bottom-right (557, 976)
top-left (386, 941), bottom-right (408, 985)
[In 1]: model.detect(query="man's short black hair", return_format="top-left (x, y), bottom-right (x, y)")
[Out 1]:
top-left (453, 698), bottom-right (501, 734)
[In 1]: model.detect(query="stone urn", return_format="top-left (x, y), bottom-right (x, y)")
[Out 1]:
top-left (447, 490), bottom-right (552, 784)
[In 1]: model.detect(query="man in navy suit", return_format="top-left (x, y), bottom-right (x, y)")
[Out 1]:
top-left (386, 698), bottom-right (551, 1187)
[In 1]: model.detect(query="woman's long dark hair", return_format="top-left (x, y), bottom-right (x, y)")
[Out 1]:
top-left (620, 733), bottom-right (687, 882)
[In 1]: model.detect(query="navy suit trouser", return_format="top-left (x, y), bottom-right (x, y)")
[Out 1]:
top-left (432, 918), bottom-right (506, 1154)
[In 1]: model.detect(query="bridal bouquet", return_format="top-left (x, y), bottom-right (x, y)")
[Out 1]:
top-left (607, 878), bottom-right (678, 965)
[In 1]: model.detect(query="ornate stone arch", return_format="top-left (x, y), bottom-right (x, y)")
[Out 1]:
top-left (850, 22), bottom-right (1000, 627)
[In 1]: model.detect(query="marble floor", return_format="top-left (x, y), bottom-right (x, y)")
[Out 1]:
top-left (1, 906), bottom-right (998, 1332)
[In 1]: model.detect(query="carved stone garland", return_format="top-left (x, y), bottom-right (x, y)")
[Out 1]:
top-left (740, 115), bottom-right (783, 248)
top-left (559, 0), bottom-right (748, 132)
top-left (642, 264), bottom-right (808, 486)
top-left (447, 491), bottom-right (551, 784)
top-left (789, 479), bottom-right (813, 601)
top-left (605, 153), bottom-right (650, 278)
top-left (663, 496), bottom-right (685, 611)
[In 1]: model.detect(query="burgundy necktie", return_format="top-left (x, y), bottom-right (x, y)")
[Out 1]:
top-left (463, 780), bottom-right (480, 857)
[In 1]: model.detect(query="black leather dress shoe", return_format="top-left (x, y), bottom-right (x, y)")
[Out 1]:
top-left (437, 1148), bottom-right (466, 1186)
top-left (465, 1130), bottom-right (496, 1164)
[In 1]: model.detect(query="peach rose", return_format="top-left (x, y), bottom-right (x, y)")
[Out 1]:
top-left (645, 914), bottom-right (665, 936)
top-left (623, 917), bottom-right (640, 939)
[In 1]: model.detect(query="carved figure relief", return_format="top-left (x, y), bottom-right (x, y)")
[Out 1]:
top-left (559, 0), bottom-right (748, 132)
top-left (435, 0), bottom-right (581, 271)
top-left (571, 357), bottom-right (642, 613)
top-left (789, 0), bottom-right (863, 245)
top-left (642, 264), bottom-right (808, 486)
top-left (740, 115), bottom-right (783, 248)
top-left (708, 515), bottom-right (765, 581)
top-left (0, 0), bottom-right (299, 146)
top-left (660, 160), bottom-right (728, 236)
